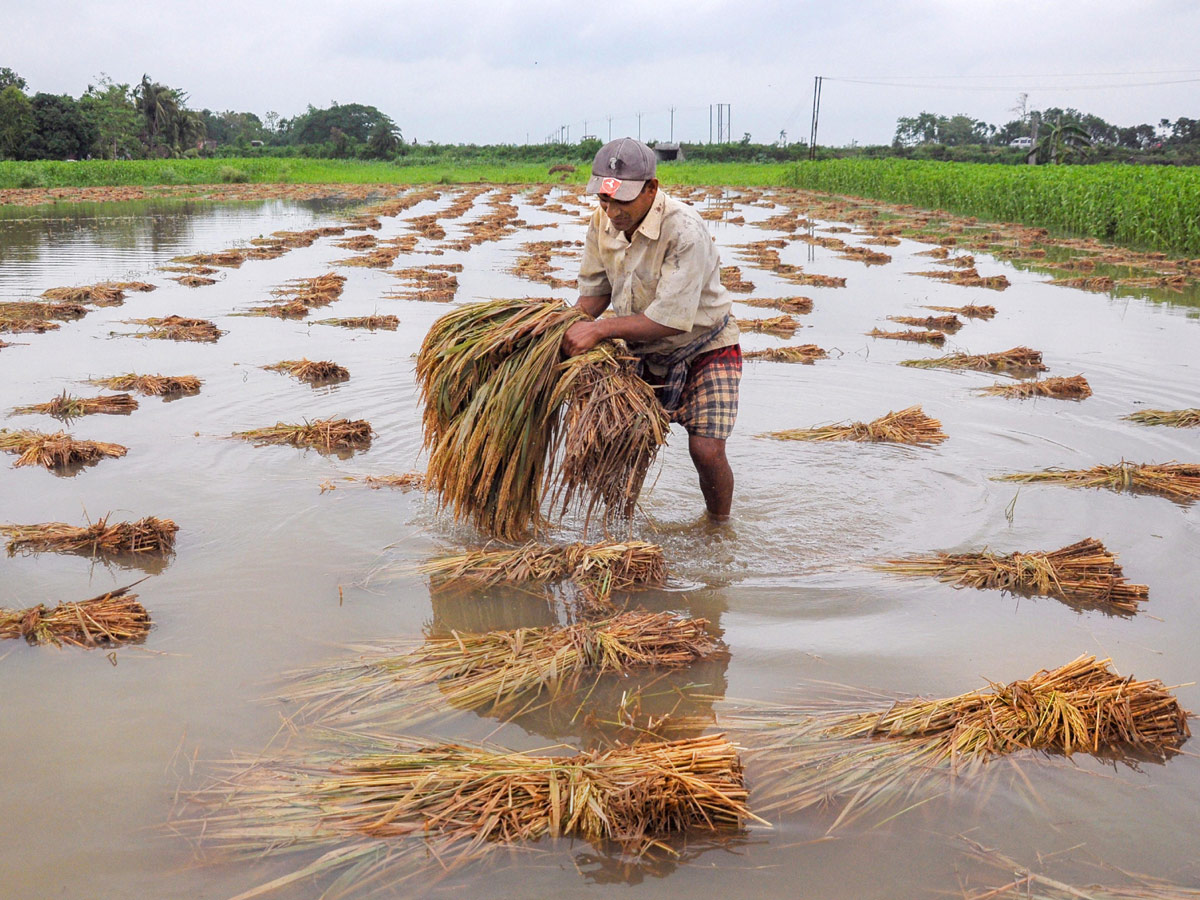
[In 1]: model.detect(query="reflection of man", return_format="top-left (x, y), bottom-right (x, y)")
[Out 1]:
top-left (562, 138), bottom-right (742, 520)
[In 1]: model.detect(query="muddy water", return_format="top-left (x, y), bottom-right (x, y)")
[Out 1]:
top-left (1, 187), bottom-right (1198, 899)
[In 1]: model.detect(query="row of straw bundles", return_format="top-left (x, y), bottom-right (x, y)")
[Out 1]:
top-left (416, 298), bottom-right (668, 540)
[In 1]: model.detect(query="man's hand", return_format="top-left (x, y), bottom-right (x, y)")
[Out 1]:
top-left (562, 320), bottom-right (607, 356)
top-left (563, 312), bottom-right (684, 357)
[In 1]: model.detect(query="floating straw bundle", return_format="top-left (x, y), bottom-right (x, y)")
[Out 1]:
top-left (182, 733), bottom-right (753, 895)
top-left (263, 359), bottom-right (350, 384)
top-left (735, 315), bottom-right (800, 337)
top-left (86, 373), bottom-right (201, 396)
top-left (3, 515), bottom-right (177, 557)
top-left (1, 584), bottom-right (150, 647)
top-left (879, 538), bottom-right (1147, 614)
top-left (234, 418), bottom-right (373, 452)
top-left (12, 391), bottom-right (138, 420)
top-left (977, 375), bottom-right (1092, 400)
top-left (995, 462), bottom-right (1200, 503)
top-left (124, 315), bottom-right (224, 342)
top-left (417, 298), bottom-right (667, 540)
top-left (734, 655), bottom-right (1190, 830)
top-left (1124, 408), bottom-right (1200, 428)
top-left (40, 283), bottom-right (127, 305)
top-left (316, 315), bottom-right (399, 330)
top-left (887, 314), bottom-right (962, 332)
top-left (866, 328), bottom-right (945, 345)
top-left (741, 296), bottom-right (813, 315)
top-left (289, 611), bottom-right (722, 728)
top-left (0, 428), bottom-right (127, 469)
top-left (744, 344), bottom-right (827, 364)
top-left (760, 405), bottom-right (947, 446)
top-left (921, 303), bottom-right (997, 319)
top-left (901, 346), bottom-right (1046, 373)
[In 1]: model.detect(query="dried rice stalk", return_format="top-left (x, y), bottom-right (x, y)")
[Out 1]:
top-left (879, 538), bottom-right (1147, 614)
top-left (910, 267), bottom-right (1009, 290)
top-left (922, 303), bottom-right (997, 319)
top-left (1048, 275), bottom-right (1115, 291)
top-left (315, 315), bottom-right (399, 330)
top-left (995, 462), bottom-right (1200, 503)
top-left (720, 265), bottom-right (755, 293)
top-left (170, 275), bottom-right (217, 287)
top-left (760, 405), bottom-right (947, 446)
top-left (12, 391), bottom-right (138, 420)
top-left (263, 359), bottom-right (349, 383)
top-left (234, 418), bottom-right (373, 452)
top-left (0, 316), bottom-right (58, 334)
top-left (86, 373), bottom-right (201, 396)
top-left (744, 344), bottom-right (827, 364)
top-left (978, 375), bottom-right (1092, 399)
top-left (901, 346), bottom-right (1046, 373)
top-left (0, 300), bottom-right (89, 321)
top-left (0, 584), bottom-right (150, 647)
top-left (866, 328), bottom-right (945, 345)
top-left (1124, 408), bottom-right (1200, 428)
top-left (124, 315), bottom-right (224, 342)
top-left (0, 428), bottom-right (127, 470)
top-left (735, 314), bottom-right (800, 337)
top-left (741, 296), bottom-right (813, 314)
top-left (3, 515), bottom-right (177, 557)
top-left (887, 314), bottom-right (962, 332)
top-left (40, 283), bottom-right (126, 305)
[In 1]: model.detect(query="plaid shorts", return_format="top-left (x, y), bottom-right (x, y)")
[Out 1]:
top-left (666, 344), bottom-right (742, 440)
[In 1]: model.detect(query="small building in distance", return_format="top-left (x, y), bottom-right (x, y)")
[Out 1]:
top-left (654, 142), bottom-right (685, 162)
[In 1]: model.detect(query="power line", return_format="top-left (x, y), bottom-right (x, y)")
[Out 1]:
top-left (825, 76), bottom-right (1200, 91)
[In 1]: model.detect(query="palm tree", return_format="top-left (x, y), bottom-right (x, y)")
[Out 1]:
top-left (135, 75), bottom-right (182, 155)
top-left (1036, 116), bottom-right (1091, 164)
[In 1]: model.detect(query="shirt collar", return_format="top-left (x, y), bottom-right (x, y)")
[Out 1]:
top-left (601, 188), bottom-right (667, 243)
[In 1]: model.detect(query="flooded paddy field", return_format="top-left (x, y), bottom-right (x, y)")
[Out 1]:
top-left (1, 184), bottom-right (1198, 899)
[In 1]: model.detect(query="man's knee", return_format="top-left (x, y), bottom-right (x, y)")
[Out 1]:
top-left (688, 434), bottom-right (728, 471)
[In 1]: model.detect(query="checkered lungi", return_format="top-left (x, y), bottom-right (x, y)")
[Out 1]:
top-left (662, 344), bottom-right (742, 440)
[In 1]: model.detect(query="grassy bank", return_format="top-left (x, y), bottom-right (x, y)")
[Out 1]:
top-left (784, 159), bottom-right (1200, 257)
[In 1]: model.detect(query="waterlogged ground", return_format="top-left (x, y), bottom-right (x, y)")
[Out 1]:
top-left (1, 186), bottom-right (1198, 900)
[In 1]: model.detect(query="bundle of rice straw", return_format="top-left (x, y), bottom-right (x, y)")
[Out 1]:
top-left (180, 732), bottom-right (754, 897)
top-left (234, 418), bottom-right (373, 452)
top-left (734, 314), bottom-right (800, 337)
top-left (3, 515), bottom-right (177, 557)
top-left (86, 373), bottom-right (201, 397)
top-left (744, 344), bottom-right (827, 364)
top-left (262, 359), bottom-right (349, 384)
top-left (901, 346), bottom-right (1046, 373)
top-left (315, 315), bottom-right (399, 330)
top-left (866, 328), bottom-right (945, 345)
top-left (878, 538), bottom-right (1147, 614)
top-left (887, 314), bottom-right (962, 332)
top-left (416, 298), bottom-right (668, 539)
top-left (0, 428), bottom-right (127, 470)
top-left (977, 375), bottom-right (1091, 399)
top-left (289, 611), bottom-right (723, 729)
top-left (124, 315), bottom-right (224, 342)
top-left (741, 296), bottom-right (812, 315)
top-left (994, 462), bottom-right (1200, 503)
top-left (1124, 408), bottom-right (1200, 428)
top-left (732, 655), bottom-right (1190, 830)
top-left (759, 405), bottom-right (947, 446)
top-left (921, 303), bottom-right (996, 319)
top-left (12, 391), bottom-right (138, 420)
top-left (1, 584), bottom-right (150, 647)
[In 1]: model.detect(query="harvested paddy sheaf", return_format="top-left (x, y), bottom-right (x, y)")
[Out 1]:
top-left (288, 611), bottom-right (723, 729)
top-left (866, 328), bottom-right (946, 345)
top-left (417, 298), bottom-right (668, 540)
top-left (244, 272), bottom-right (346, 318)
top-left (1, 300), bottom-right (90, 322)
top-left (510, 241), bottom-right (579, 291)
top-left (85, 373), bottom-right (201, 397)
top-left (744, 344), bottom-right (828, 364)
top-left (332, 233), bottom-right (377, 251)
top-left (995, 462), bottom-right (1200, 503)
top-left (935, 254), bottom-right (976, 269)
top-left (335, 242), bottom-right (403, 268)
top-left (838, 244), bottom-right (892, 265)
top-left (1, 583), bottom-right (150, 648)
top-left (0, 315), bottom-right (57, 334)
top-left (321, 472), bottom-right (427, 494)
top-left (0, 428), bottom-right (127, 470)
top-left (387, 266), bottom-right (461, 302)
top-left (1047, 275), bottom-right (1116, 292)
top-left (315, 315), bottom-right (399, 331)
top-left (170, 249), bottom-right (247, 268)
top-left (887, 314), bottom-right (962, 333)
top-left (720, 266), bottom-right (755, 293)
top-left (732, 655), bottom-right (1190, 829)
top-left (735, 315), bottom-right (801, 337)
top-left (731, 240), bottom-right (847, 288)
top-left (40, 283), bottom-right (127, 305)
top-left (911, 267), bottom-right (1010, 290)
top-left (878, 538), bottom-right (1147, 614)
top-left (442, 192), bottom-right (524, 251)
top-left (978, 375), bottom-right (1092, 400)
top-left (3, 515), bottom-right (177, 557)
top-left (12, 391), bottom-right (138, 420)
top-left (123, 316), bottom-right (224, 342)
top-left (180, 733), bottom-right (752, 896)
top-left (741, 296), bottom-right (813, 315)
top-left (169, 274), bottom-right (218, 287)
top-left (760, 405), bottom-right (947, 446)
top-left (921, 303), bottom-right (997, 319)
top-left (262, 358), bottom-right (350, 384)
top-left (234, 418), bottom-right (373, 452)
top-left (901, 346), bottom-right (1046, 374)
top-left (1124, 408), bottom-right (1200, 428)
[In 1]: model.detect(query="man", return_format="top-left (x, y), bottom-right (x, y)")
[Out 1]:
top-left (562, 137), bottom-right (741, 520)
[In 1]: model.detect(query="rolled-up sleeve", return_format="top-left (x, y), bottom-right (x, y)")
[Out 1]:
top-left (577, 216), bottom-right (612, 297)
top-left (642, 234), bottom-right (704, 332)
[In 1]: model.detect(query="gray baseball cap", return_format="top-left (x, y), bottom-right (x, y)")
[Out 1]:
top-left (586, 137), bottom-right (657, 202)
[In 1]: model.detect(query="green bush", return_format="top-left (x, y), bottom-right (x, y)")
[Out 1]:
top-left (217, 165), bottom-right (249, 183)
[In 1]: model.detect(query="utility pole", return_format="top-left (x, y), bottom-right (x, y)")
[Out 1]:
top-left (669, 106), bottom-right (675, 142)
top-left (709, 105), bottom-right (713, 144)
top-left (637, 112), bottom-right (642, 140)
top-left (808, 76), bottom-right (823, 160)
top-left (607, 116), bottom-right (612, 141)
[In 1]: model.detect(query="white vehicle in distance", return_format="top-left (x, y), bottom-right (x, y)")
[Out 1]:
top-left (1009, 136), bottom-right (1033, 149)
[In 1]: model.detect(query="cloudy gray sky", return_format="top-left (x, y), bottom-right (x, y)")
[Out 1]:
top-left (5, 0), bottom-right (1199, 146)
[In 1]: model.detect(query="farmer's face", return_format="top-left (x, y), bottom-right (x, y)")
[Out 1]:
top-left (597, 179), bottom-right (657, 233)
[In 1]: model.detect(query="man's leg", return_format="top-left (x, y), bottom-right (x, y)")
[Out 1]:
top-left (689, 434), bottom-right (733, 519)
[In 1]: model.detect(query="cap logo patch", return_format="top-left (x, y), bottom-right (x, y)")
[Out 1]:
top-left (609, 156), bottom-right (620, 170)
top-left (602, 177), bottom-right (622, 194)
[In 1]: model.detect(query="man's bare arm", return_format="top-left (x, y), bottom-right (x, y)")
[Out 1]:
top-left (576, 293), bottom-right (611, 318)
top-left (562, 312), bottom-right (682, 356)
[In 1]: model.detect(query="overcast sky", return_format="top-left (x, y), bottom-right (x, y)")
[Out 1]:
top-left (4, 0), bottom-right (1199, 146)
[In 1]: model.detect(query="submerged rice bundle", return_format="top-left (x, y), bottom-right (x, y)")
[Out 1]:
top-left (182, 733), bottom-right (752, 895)
top-left (910, 267), bottom-right (1009, 290)
top-left (995, 462), bottom-right (1200, 503)
top-left (866, 328), bottom-right (945, 345)
top-left (417, 298), bottom-right (668, 540)
top-left (0, 428), bottom-right (127, 469)
top-left (735, 655), bottom-right (1190, 829)
top-left (921, 303), bottom-right (997, 319)
top-left (744, 344), bottom-right (828, 364)
top-left (170, 275), bottom-right (217, 287)
top-left (760, 405), bottom-right (947, 446)
top-left (3, 515), bottom-right (177, 557)
top-left (1124, 408), bottom-right (1200, 428)
top-left (741, 296), bottom-right (813, 315)
top-left (901, 346), bottom-right (1046, 373)
top-left (0, 584), bottom-right (150, 647)
top-left (887, 314), bottom-right (962, 332)
top-left (978, 375), bottom-right (1092, 399)
top-left (12, 391), bottom-right (138, 419)
top-left (878, 538), bottom-right (1147, 614)
top-left (290, 611), bottom-right (722, 728)
top-left (315, 315), bottom-right (399, 330)
top-left (263, 358), bottom-right (349, 383)
top-left (85, 373), bottom-right (201, 396)
top-left (124, 315), bottom-right (224, 342)
top-left (735, 314), bottom-right (800, 337)
top-left (234, 418), bottom-right (373, 452)
top-left (40, 283), bottom-right (126, 305)
top-left (0, 300), bottom-right (89, 321)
